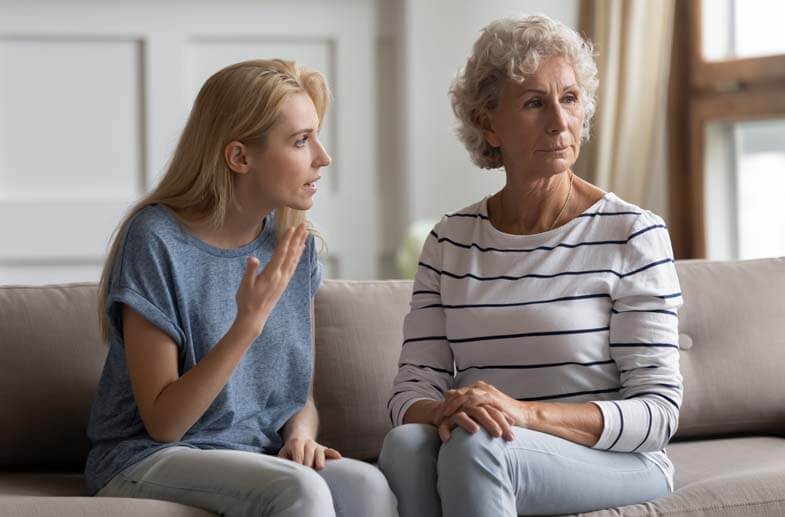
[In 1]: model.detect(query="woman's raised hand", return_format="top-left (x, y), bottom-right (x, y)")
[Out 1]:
top-left (234, 223), bottom-right (309, 339)
top-left (434, 381), bottom-right (523, 442)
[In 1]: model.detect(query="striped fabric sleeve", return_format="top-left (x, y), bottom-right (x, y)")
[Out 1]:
top-left (388, 223), bottom-right (455, 427)
top-left (591, 211), bottom-right (684, 453)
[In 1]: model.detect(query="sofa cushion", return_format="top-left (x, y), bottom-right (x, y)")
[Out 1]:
top-left (0, 284), bottom-right (106, 470)
top-left (673, 258), bottom-right (785, 440)
top-left (578, 436), bottom-right (785, 516)
top-left (313, 280), bottom-right (412, 460)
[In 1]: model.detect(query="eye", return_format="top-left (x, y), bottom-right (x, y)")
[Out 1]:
top-left (524, 98), bottom-right (543, 109)
top-left (563, 93), bottom-right (578, 104)
top-left (295, 135), bottom-right (309, 148)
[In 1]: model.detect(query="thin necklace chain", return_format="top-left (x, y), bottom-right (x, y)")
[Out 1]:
top-left (499, 170), bottom-right (574, 233)
top-left (548, 170), bottom-right (574, 231)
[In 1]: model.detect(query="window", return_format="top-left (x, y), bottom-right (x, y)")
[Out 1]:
top-left (669, 0), bottom-right (785, 259)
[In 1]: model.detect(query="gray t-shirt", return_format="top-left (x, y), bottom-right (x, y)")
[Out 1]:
top-left (84, 204), bottom-right (322, 496)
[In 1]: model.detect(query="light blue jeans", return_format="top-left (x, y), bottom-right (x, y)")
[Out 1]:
top-left (378, 424), bottom-right (670, 517)
top-left (97, 446), bottom-right (398, 517)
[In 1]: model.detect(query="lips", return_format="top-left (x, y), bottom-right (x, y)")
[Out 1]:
top-left (540, 145), bottom-right (569, 152)
top-left (304, 176), bottom-right (321, 187)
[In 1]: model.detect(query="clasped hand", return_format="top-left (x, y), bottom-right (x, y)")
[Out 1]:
top-left (433, 381), bottom-right (524, 442)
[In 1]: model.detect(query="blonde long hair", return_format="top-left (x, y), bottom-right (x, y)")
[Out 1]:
top-left (97, 59), bottom-right (330, 343)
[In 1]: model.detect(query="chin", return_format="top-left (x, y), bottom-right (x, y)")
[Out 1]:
top-left (287, 199), bottom-right (314, 212)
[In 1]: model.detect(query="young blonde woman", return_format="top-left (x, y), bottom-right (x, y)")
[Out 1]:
top-left (85, 59), bottom-right (397, 517)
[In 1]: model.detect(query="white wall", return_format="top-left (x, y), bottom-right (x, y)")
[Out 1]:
top-left (0, 0), bottom-right (592, 282)
top-left (0, 0), bottom-right (378, 283)
top-left (378, 0), bottom-right (579, 275)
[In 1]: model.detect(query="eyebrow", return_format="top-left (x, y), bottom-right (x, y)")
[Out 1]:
top-left (288, 128), bottom-right (315, 138)
top-left (520, 84), bottom-right (578, 95)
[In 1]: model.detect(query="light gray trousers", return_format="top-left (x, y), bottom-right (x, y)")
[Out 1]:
top-left (379, 424), bottom-right (670, 517)
top-left (97, 446), bottom-right (398, 517)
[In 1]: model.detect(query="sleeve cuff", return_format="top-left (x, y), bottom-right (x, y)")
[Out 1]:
top-left (590, 400), bottom-right (623, 450)
top-left (108, 287), bottom-right (185, 348)
top-left (394, 396), bottom-right (433, 427)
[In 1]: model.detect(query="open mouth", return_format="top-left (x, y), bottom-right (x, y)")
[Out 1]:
top-left (304, 177), bottom-right (320, 192)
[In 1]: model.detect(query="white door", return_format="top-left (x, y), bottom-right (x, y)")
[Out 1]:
top-left (0, 0), bottom-right (378, 284)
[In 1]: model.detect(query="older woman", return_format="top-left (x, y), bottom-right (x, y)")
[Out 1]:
top-left (379, 15), bottom-right (682, 517)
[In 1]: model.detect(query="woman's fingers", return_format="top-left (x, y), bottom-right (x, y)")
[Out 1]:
top-left (324, 447), bottom-right (342, 460)
top-left (454, 411), bottom-right (480, 435)
top-left (484, 405), bottom-right (515, 441)
top-left (438, 411), bottom-right (481, 442)
top-left (282, 225), bottom-right (308, 277)
top-left (263, 226), bottom-right (296, 279)
top-left (288, 440), bottom-right (304, 464)
top-left (243, 256), bottom-right (260, 288)
top-left (465, 405), bottom-right (502, 438)
top-left (302, 439), bottom-right (316, 468)
top-left (314, 446), bottom-right (326, 470)
top-left (315, 446), bottom-right (341, 470)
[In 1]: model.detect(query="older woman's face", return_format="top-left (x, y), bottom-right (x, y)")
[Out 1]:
top-left (484, 56), bottom-right (584, 176)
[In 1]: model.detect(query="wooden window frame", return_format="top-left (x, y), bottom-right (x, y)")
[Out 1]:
top-left (668, 0), bottom-right (785, 259)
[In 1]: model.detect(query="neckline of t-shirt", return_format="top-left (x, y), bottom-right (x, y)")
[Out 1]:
top-left (480, 191), bottom-right (617, 242)
top-left (156, 204), bottom-right (273, 258)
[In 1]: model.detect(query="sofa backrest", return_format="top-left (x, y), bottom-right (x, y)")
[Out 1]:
top-left (1, 258), bottom-right (784, 470)
top-left (672, 258), bottom-right (785, 439)
top-left (0, 284), bottom-right (104, 470)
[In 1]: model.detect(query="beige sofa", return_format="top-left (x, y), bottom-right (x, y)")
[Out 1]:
top-left (2, 258), bottom-right (785, 516)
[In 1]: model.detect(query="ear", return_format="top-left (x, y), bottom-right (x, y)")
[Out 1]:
top-left (479, 112), bottom-right (501, 148)
top-left (224, 141), bottom-right (250, 174)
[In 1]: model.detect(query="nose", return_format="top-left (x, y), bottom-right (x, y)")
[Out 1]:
top-left (313, 138), bottom-right (331, 168)
top-left (547, 103), bottom-right (568, 135)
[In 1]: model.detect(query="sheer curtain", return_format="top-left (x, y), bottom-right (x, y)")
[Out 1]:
top-left (575, 0), bottom-right (675, 213)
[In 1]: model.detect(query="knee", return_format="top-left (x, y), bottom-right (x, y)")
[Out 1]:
top-left (437, 427), bottom-right (505, 481)
top-left (267, 464), bottom-right (333, 512)
top-left (379, 424), bottom-right (439, 472)
top-left (330, 460), bottom-right (394, 499)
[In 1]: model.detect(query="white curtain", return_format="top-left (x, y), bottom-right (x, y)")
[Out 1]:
top-left (575, 0), bottom-right (675, 212)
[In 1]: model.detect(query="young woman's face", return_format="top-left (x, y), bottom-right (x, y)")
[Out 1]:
top-left (484, 56), bottom-right (584, 178)
top-left (244, 92), bottom-right (331, 211)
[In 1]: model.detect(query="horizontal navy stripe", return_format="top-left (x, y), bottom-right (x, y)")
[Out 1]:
top-left (620, 365), bottom-right (659, 373)
top-left (429, 224), bottom-right (665, 254)
top-left (402, 335), bottom-right (446, 346)
top-left (412, 289), bottom-right (439, 296)
top-left (444, 212), bottom-right (489, 220)
top-left (609, 342), bottom-right (679, 349)
top-left (612, 308), bottom-right (678, 317)
top-left (449, 326), bottom-right (609, 344)
top-left (622, 383), bottom-right (682, 392)
top-left (399, 362), bottom-right (453, 375)
top-left (420, 293), bottom-right (611, 310)
top-left (457, 359), bottom-right (614, 373)
top-left (658, 292), bottom-right (682, 299)
top-left (518, 387), bottom-right (621, 401)
top-left (387, 382), bottom-right (442, 409)
top-left (387, 390), bottom-right (410, 409)
top-left (577, 211), bottom-right (641, 218)
top-left (626, 391), bottom-right (680, 409)
top-left (418, 258), bottom-right (673, 282)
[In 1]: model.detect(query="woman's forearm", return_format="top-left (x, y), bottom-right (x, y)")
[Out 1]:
top-left (142, 323), bottom-right (259, 443)
top-left (282, 397), bottom-right (319, 441)
top-left (402, 399), bottom-right (441, 425)
top-left (518, 401), bottom-right (603, 447)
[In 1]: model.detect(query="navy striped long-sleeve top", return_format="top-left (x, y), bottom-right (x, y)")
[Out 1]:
top-left (388, 192), bottom-right (683, 490)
